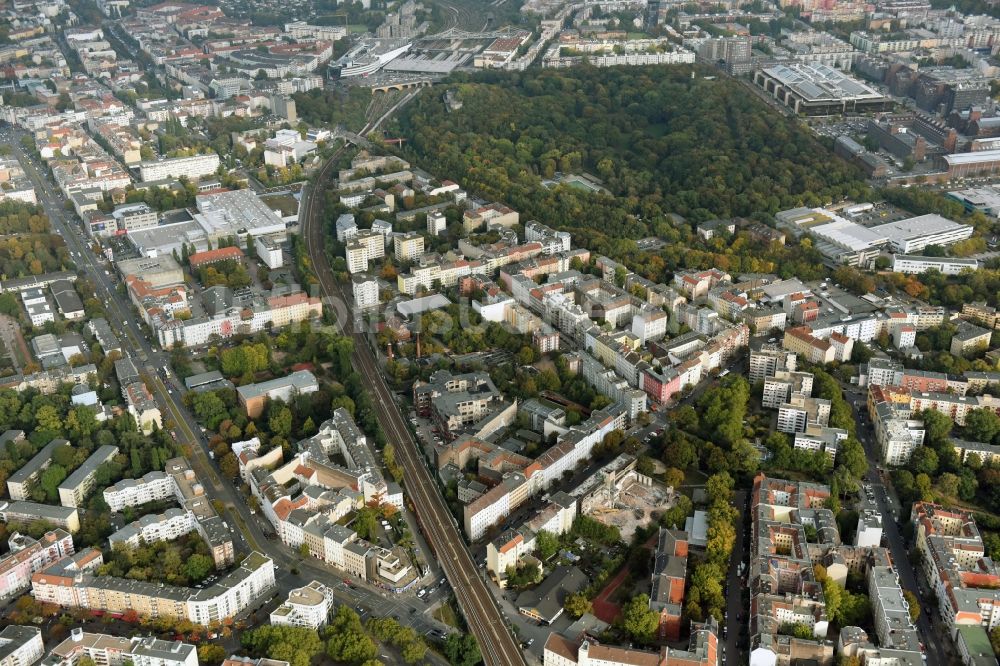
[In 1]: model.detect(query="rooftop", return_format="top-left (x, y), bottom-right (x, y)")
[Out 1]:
top-left (761, 63), bottom-right (886, 102)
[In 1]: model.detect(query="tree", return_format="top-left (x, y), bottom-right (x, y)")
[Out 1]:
top-left (38, 464), bottom-right (67, 502)
top-left (838, 438), bottom-right (868, 479)
top-left (903, 590), bottom-right (920, 622)
top-left (911, 447), bottom-right (939, 476)
top-left (535, 530), bottom-right (559, 560)
top-left (326, 606), bottom-right (378, 664)
top-left (619, 594), bottom-right (659, 643)
top-left (936, 472), bottom-right (960, 499)
top-left (353, 507), bottom-right (378, 540)
top-left (219, 452), bottom-right (239, 479)
top-left (920, 409), bottom-right (953, 444)
top-left (184, 554), bottom-right (214, 582)
top-left (242, 625), bottom-right (324, 666)
top-left (565, 592), bottom-right (593, 619)
top-left (966, 408), bottom-right (1000, 444)
top-left (268, 405), bottom-right (293, 438)
top-left (400, 640), bottom-right (426, 664)
top-left (663, 467), bottom-right (685, 489)
top-left (442, 633), bottom-right (480, 666)
top-left (198, 645), bottom-right (227, 666)
top-left (662, 432), bottom-right (697, 470)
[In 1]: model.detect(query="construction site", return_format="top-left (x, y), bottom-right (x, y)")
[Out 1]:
top-left (571, 454), bottom-right (677, 542)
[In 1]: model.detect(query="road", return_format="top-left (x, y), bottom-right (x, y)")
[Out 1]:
top-left (301, 137), bottom-right (527, 666)
top-left (723, 490), bottom-right (747, 666)
top-left (7, 128), bottom-right (459, 637)
top-left (844, 387), bottom-right (948, 666)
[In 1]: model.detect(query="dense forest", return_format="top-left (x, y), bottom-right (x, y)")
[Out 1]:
top-left (392, 66), bottom-right (869, 249)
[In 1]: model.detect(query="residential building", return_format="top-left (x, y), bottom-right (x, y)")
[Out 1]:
top-left (58, 445), bottom-right (119, 508)
top-left (951, 321), bottom-right (992, 356)
top-left (749, 344), bottom-right (797, 384)
top-left (31, 551), bottom-right (275, 625)
top-left (269, 580), bottom-right (334, 629)
top-left (0, 627), bottom-right (43, 666)
top-left (7, 437), bottom-right (62, 501)
top-left (463, 203), bottom-right (518, 233)
top-left (237, 370), bottom-right (319, 418)
top-left (21, 287), bottom-right (54, 326)
top-left (427, 211), bottom-right (447, 236)
top-left (128, 638), bottom-right (197, 666)
top-left (962, 303), bottom-right (999, 330)
top-left (0, 530), bottom-right (74, 601)
top-left (792, 424), bottom-right (846, 462)
top-left (351, 274), bottom-right (379, 310)
top-left (777, 395), bottom-right (831, 434)
top-left (543, 619), bottom-right (720, 666)
top-left (345, 230), bottom-right (385, 274)
top-left (393, 231), bottom-right (424, 261)
top-left (649, 528), bottom-right (688, 641)
top-left (912, 502), bottom-right (1000, 637)
top-left (0, 501), bottom-right (80, 533)
top-left (138, 154), bottom-right (220, 182)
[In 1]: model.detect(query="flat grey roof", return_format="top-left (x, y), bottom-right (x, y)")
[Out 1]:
top-left (59, 445), bottom-right (119, 492)
top-left (762, 63), bottom-right (885, 102)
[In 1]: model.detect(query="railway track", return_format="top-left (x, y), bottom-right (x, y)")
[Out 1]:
top-left (300, 127), bottom-right (528, 666)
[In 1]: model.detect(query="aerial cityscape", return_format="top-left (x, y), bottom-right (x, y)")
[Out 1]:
top-left (0, 0), bottom-right (1000, 664)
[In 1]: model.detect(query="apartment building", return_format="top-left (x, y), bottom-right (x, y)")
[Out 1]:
top-left (269, 580), bottom-right (333, 629)
top-left (0, 530), bottom-right (74, 601)
top-left (44, 631), bottom-right (132, 666)
top-left (792, 424), bottom-right (846, 462)
top-left (868, 559), bottom-right (921, 654)
top-left (351, 274), bottom-right (379, 310)
top-left (762, 371), bottom-right (814, 409)
top-left (58, 445), bottom-right (118, 508)
top-left (345, 230), bottom-right (385, 274)
top-left (749, 344), bottom-right (798, 384)
top-left (913, 502), bottom-right (1000, 649)
top-left (31, 551), bottom-right (275, 626)
top-left (875, 408), bottom-right (925, 466)
top-left (128, 638), bottom-right (197, 666)
top-left (462, 203), bottom-right (518, 233)
top-left (393, 231), bottom-right (424, 262)
top-left (464, 472), bottom-right (529, 541)
top-left (107, 508), bottom-right (197, 549)
top-left (0, 626), bottom-right (43, 666)
top-left (543, 620), bottom-right (720, 666)
top-left (649, 528), bottom-right (689, 641)
top-left (0, 501), bottom-right (80, 533)
top-left (777, 395), bottom-right (831, 434)
top-left (962, 303), bottom-right (999, 330)
top-left (951, 321), bottom-right (993, 357)
top-left (102, 471), bottom-right (176, 512)
top-left (7, 438), bottom-right (63, 501)
top-left (749, 475), bottom-right (836, 666)
top-left (783, 326), bottom-right (852, 364)
top-left (138, 154), bottom-right (220, 182)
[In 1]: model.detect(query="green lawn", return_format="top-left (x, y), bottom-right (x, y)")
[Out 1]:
top-left (260, 194), bottom-right (299, 217)
top-left (433, 602), bottom-right (460, 628)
